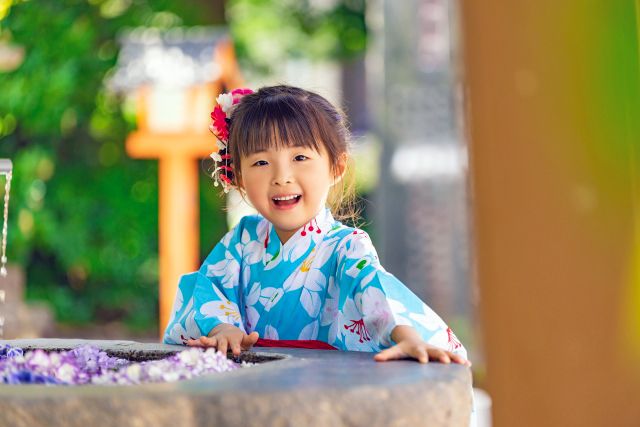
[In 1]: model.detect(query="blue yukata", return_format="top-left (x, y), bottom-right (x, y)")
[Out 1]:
top-left (163, 207), bottom-right (466, 358)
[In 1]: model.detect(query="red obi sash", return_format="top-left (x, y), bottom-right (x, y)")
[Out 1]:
top-left (255, 338), bottom-right (337, 350)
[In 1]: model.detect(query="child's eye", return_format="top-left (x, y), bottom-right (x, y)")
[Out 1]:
top-left (252, 160), bottom-right (268, 166)
top-left (294, 155), bottom-right (308, 161)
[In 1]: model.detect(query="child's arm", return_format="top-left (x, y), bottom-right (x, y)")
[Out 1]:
top-left (163, 216), bottom-right (253, 347)
top-left (335, 229), bottom-right (470, 365)
top-left (373, 325), bottom-right (470, 366)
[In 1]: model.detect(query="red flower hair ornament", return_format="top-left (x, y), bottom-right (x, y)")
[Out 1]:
top-left (209, 88), bottom-right (253, 193)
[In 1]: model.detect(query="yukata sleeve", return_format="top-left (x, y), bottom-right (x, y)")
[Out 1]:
top-left (162, 218), bottom-right (246, 345)
top-left (336, 231), bottom-right (467, 358)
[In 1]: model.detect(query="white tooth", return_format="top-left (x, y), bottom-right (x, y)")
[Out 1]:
top-left (273, 195), bottom-right (299, 201)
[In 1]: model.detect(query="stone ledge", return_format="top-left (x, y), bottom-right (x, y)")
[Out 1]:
top-left (0, 338), bottom-right (472, 427)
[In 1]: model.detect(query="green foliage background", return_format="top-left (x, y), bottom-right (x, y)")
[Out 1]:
top-left (228, 0), bottom-right (366, 73)
top-left (0, 0), bottom-right (365, 333)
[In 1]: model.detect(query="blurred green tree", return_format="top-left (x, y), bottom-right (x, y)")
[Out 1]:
top-left (0, 0), bottom-right (229, 332)
top-left (0, 0), bottom-right (366, 334)
top-left (229, 0), bottom-right (366, 74)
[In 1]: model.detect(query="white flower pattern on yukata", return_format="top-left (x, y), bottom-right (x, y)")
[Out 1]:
top-left (163, 208), bottom-right (467, 359)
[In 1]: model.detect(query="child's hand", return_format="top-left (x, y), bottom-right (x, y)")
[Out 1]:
top-left (374, 338), bottom-right (470, 366)
top-left (186, 323), bottom-right (259, 357)
top-left (374, 325), bottom-right (471, 366)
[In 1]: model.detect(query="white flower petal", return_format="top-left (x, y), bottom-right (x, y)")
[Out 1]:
top-left (200, 299), bottom-right (243, 330)
top-left (301, 288), bottom-right (321, 317)
top-left (282, 270), bottom-right (304, 292)
top-left (244, 241), bottom-right (264, 265)
top-left (282, 238), bottom-right (311, 262)
top-left (216, 93), bottom-right (234, 113)
top-left (305, 269), bottom-right (326, 292)
top-left (246, 282), bottom-right (261, 305)
top-left (298, 320), bottom-right (319, 340)
top-left (205, 254), bottom-right (239, 289)
top-left (206, 260), bottom-right (226, 277)
top-left (259, 287), bottom-right (284, 311)
top-left (264, 325), bottom-right (279, 339)
top-left (359, 270), bottom-right (377, 288)
top-left (245, 306), bottom-right (260, 331)
top-left (221, 229), bottom-right (234, 247)
top-left (387, 298), bottom-right (408, 315)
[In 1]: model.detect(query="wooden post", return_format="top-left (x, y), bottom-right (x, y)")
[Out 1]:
top-left (126, 125), bottom-right (217, 335)
top-left (461, 1), bottom-right (640, 426)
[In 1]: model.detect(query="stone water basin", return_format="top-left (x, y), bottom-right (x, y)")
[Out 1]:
top-left (0, 338), bottom-right (472, 427)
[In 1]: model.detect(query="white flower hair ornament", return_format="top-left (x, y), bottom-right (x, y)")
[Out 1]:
top-left (209, 88), bottom-right (253, 193)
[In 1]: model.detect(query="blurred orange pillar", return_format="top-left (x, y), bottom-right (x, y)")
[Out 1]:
top-left (461, 1), bottom-right (640, 426)
top-left (127, 130), bottom-right (214, 335)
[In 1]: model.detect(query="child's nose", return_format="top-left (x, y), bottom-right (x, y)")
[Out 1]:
top-left (272, 165), bottom-right (294, 185)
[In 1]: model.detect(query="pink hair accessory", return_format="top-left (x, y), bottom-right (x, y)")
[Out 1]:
top-left (209, 88), bottom-right (253, 193)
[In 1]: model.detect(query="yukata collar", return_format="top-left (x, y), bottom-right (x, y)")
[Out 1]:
top-left (264, 207), bottom-right (335, 255)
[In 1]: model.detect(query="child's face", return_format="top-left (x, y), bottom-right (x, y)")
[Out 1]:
top-left (239, 143), bottom-right (343, 244)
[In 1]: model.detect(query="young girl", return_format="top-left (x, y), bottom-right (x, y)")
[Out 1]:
top-left (163, 85), bottom-right (469, 366)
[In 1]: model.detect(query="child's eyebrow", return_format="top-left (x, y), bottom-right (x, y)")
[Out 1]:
top-left (290, 142), bottom-right (318, 150)
top-left (244, 150), bottom-right (268, 157)
top-left (246, 145), bottom-right (313, 155)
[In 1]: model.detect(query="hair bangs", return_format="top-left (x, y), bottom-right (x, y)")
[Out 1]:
top-left (233, 96), bottom-right (321, 159)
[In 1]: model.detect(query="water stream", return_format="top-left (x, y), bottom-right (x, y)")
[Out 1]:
top-left (0, 159), bottom-right (13, 339)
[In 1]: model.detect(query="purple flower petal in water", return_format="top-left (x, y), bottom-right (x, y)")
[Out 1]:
top-left (0, 345), bottom-right (247, 386)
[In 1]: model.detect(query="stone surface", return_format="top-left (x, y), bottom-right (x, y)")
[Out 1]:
top-left (0, 339), bottom-right (473, 427)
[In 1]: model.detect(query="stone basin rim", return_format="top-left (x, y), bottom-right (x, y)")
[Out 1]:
top-left (0, 339), bottom-right (474, 427)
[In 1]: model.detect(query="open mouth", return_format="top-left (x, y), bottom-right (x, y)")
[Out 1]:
top-left (272, 194), bottom-right (302, 208)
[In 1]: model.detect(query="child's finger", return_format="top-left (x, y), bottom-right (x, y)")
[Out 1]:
top-left (373, 345), bottom-right (406, 362)
top-left (450, 353), bottom-right (471, 366)
top-left (196, 336), bottom-right (216, 348)
top-left (428, 348), bottom-right (450, 364)
top-left (241, 331), bottom-right (259, 349)
top-left (217, 337), bottom-right (228, 356)
top-left (188, 337), bottom-right (211, 347)
top-left (413, 346), bottom-right (429, 364)
top-left (230, 341), bottom-right (241, 357)
top-left (187, 336), bottom-right (211, 347)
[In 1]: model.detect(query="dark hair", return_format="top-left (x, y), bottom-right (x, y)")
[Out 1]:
top-left (226, 85), bottom-right (358, 222)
